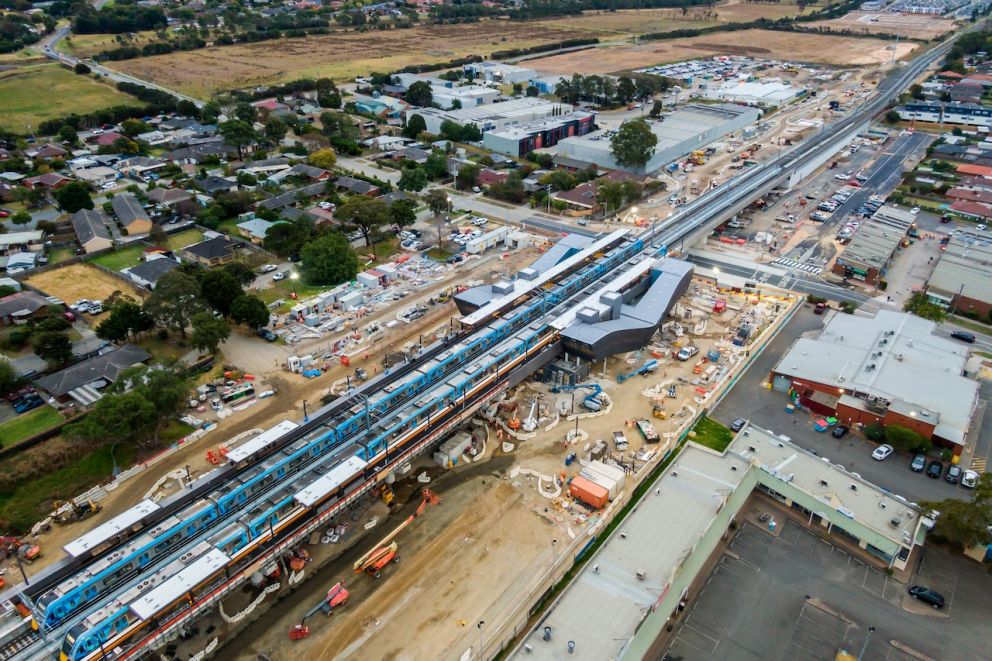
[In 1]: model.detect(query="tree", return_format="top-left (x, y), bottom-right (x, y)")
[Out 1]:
top-left (264, 220), bottom-right (311, 257)
top-left (33, 330), bottom-right (72, 368)
top-left (219, 120), bottom-right (257, 159)
top-left (301, 232), bottom-right (358, 285)
top-left (335, 196), bottom-right (390, 258)
top-left (190, 311), bottom-right (230, 354)
top-left (425, 189), bottom-right (449, 247)
top-left (97, 297), bottom-right (153, 343)
top-left (455, 163), bottom-right (480, 190)
top-left (58, 125), bottom-right (78, 145)
top-left (903, 292), bottom-right (946, 322)
top-left (144, 270), bottom-right (205, 338)
top-left (53, 181), bottom-right (94, 213)
top-left (200, 270), bottom-right (243, 317)
top-left (308, 147), bottom-right (337, 170)
top-left (621, 180), bottom-right (644, 203)
top-left (526, 85), bottom-right (539, 97)
top-left (404, 114), bottom-right (427, 139)
top-left (390, 198), bottom-right (417, 230)
top-left (920, 473), bottom-right (992, 549)
top-left (541, 170), bottom-right (576, 192)
top-left (610, 119), bottom-right (657, 171)
top-left (230, 294), bottom-right (270, 330)
top-left (405, 80), bottom-right (433, 107)
top-left (0, 358), bottom-right (19, 396)
top-left (74, 62), bottom-right (90, 75)
top-left (649, 100), bottom-right (663, 118)
top-left (597, 181), bottom-right (624, 215)
top-left (424, 150), bottom-right (449, 179)
top-left (113, 364), bottom-right (186, 424)
top-left (11, 211), bottom-right (31, 226)
top-left (66, 391), bottom-right (158, 445)
top-left (398, 165), bottom-right (428, 192)
top-left (223, 262), bottom-right (256, 287)
top-left (884, 109), bottom-right (901, 124)
top-left (177, 99), bottom-right (198, 117)
top-left (121, 118), bottom-right (150, 137)
top-left (616, 76), bottom-right (636, 104)
top-left (884, 424), bottom-right (931, 453)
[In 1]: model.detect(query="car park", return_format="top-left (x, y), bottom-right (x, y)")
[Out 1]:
top-left (730, 418), bottom-right (747, 432)
top-left (910, 453), bottom-right (926, 472)
top-left (962, 470), bottom-right (979, 488)
top-left (945, 464), bottom-right (962, 484)
top-left (926, 460), bottom-right (944, 479)
top-left (950, 330), bottom-right (976, 343)
top-left (871, 444), bottom-right (893, 461)
top-left (908, 586), bottom-right (944, 609)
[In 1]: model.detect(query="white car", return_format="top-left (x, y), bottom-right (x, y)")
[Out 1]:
top-left (319, 201), bottom-right (335, 210)
top-left (100, 181), bottom-right (117, 190)
top-left (260, 264), bottom-right (278, 273)
top-left (978, 224), bottom-right (988, 231)
top-left (910, 207), bottom-right (921, 215)
top-left (472, 218), bottom-right (487, 226)
top-left (871, 444), bottom-right (894, 461)
top-left (272, 271), bottom-right (286, 281)
top-left (961, 469), bottom-right (979, 488)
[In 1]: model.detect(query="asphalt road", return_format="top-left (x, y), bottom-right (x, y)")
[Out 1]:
top-left (710, 305), bottom-right (970, 505)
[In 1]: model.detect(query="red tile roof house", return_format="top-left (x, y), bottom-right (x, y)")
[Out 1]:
top-left (946, 187), bottom-right (992, 205)
top-left (956, 164), bottom-right (992, 178)
top-left (23, 172), bottom-right (71, 190)
top-left (93, 132), bottom-right (126, 147)
top-left (553, 181), bottom-right (599, 211)
top-left (950, 199), bottom-right (992, 220)
top-left (477, 169), bottom-right (509, 188)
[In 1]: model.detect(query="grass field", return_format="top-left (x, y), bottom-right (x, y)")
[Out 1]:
top-left (165, 228), bottom-right (204, 251)
top-left (0, 406), bottom-right (64, 449)
top-left (62, 30), bottom-right (163, 59)
top-left (689, 415), bottom-right (734, 452)
top-left (90, 244), bottom-right (145, 272)
top-left (0, 65), bottom-right (134, 133)
top-left (47, 247), bottom-right (75, 265)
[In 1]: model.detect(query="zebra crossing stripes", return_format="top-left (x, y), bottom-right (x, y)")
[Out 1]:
top-left (772, 258), bottom-right (823, 275)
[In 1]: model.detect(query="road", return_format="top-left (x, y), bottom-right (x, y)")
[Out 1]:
top-left (711, 305), bottom-right (972, 505)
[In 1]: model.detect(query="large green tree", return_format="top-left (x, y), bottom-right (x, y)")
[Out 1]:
top-left (404, 114), bottom-right (427, 139)
top-left (0, 359), bottom-right (19, 396)
top-left (67, 391), bottom-right (158, 445)
top-left (219, 120), bottom-right (257, 159)
top-left (96, 297), bottom-right (154, 343)
top-left (199, 270), bottom-right (243, 317)
top-left (190, 311), bottom-right (231, 354)
top-left (903, 292), bottom-right (946, 322)
top-left (398, 166), bottom-right (428, 192)
top-left (921, 473), bottom-right (992, 549)
top-left (390, 198), bottom-right (417, 230)
top-left (53, 181), bottom-right (94, 213)
top-left (263, 220), bottom-right (312, 258)
top-left (301, 232), bottom-right (359, 285)
top-left (405, 80), bottom-right (433, 107)
top-left (610, 119), bottom-right (657, 171)
top-left (33, 330), bottom-right (72, 368)
top-left (231, 295), bottom-right (271, 330)
top-left (144, 270), bottom-right (205, 338)
top-left (335, 196), bottom-right (391, 258)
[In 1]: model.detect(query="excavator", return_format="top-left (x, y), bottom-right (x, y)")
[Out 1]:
top-left (616, 359), bottom-right (659, 384)
top-left (354, 489), bottom-right (440, 579)
top-left (1, 537), bottom-right (40, 564)
top-left (52, 500), bottom-right (101, 525)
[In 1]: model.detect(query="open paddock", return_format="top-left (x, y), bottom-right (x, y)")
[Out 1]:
top-left (808, 11), bottom-right (959, 40)
top-left (26, 262), bottom-right (146, 310)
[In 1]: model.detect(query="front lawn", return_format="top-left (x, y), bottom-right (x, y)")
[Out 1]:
top-left (0, 406), bottom-right (64, 448)
top-left (165, 228), bottom-right (204, 251)
top-left (89, 245), bottom-right (145, 272)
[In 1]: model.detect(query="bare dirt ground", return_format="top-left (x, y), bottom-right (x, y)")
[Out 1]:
top-left (113, 22), bottom-right (588, 97)
top-left (26, 263), bottom-right (145, 308)
top-left (808, 11), bottom-right (959, 40)
top-left (527, 29), bottom-right (919, 74)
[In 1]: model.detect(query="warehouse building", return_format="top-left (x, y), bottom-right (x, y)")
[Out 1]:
top-left (462, 61), bottom-right (537, 85)
top-left (770, 310), bottom-right (979, 454)
top-left (831, 205), bottom-right (915, 286)
top-left (513, 424), bottom-right (930, 661)
top-left (553, 103), bottom-right (760, 174)
top-left (896, 102), bottom-right (992, 128)
top-left (406, 98), bottom-right (574, 136)
top-left (483, 111), bottom-right (596, 157)
top-left (925, 227), bottom-right (992, 317)
top-left (701, 80), bottom-right (804, 107)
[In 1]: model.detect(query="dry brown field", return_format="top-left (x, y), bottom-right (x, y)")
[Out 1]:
top-left (26, 263), bottom-right (146, 311)
top-left (808, 11), bottom-right (959, 40)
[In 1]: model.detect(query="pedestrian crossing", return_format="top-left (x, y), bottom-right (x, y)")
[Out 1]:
top-left (771, 258), bottom-right (823, 275)
top-left (970, 457), bottom-right (987, 474)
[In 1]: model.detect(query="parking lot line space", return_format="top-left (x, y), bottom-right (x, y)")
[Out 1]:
top-left (674, 624), bottom-right (721, 655)
top-left (779, 522), bottom-right (801, 546)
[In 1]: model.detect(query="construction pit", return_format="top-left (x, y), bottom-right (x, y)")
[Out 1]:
top-left (163, 276), bottom-right (799, 661)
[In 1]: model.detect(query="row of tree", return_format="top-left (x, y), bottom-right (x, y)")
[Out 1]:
top-left (555, 73), bottom-right (671, 107)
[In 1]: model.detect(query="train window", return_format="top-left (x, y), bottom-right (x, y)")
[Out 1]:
top-left (138, 553), bottom-right (150, 565)
top-left (154, 532), bottom-right (182, 554)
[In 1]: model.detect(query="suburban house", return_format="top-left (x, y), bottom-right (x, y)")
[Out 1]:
top-left (111, 193), bottom-right (153, 235)
top-left (26, 143), bottom-right (68, 160)
top-left (477, 168), bottom-right (509, 188)
top-left (0, 230), bottom-right (45, 256)
top-left (195, 175), bottom-right (238, 195)
top-left (257, 182), bottom-right (325, 211)
top-left (118, 156), bottom-right (167, 180)
top-left (71, 208), bottom-right (114, 253)
top-left (334, 176), bottom-right (380, 197)
top-left (124, 255), bottom-right (180, 289)
top-left (91, 132), bottom-right (126, 147)
top-left (183, 235), bottom-right (239, 267)
top-left (73, 166), bottom-right (119, 187)
top-left (269, 163), bottom-right (332, 183)
top-left (0, 290), bottom-right (51, 325)
top-left (22, 172), bottom-right (71, 190)
top-left (240, 157), bottom-right (291, 177)
top-left (35, 343), bottom-right (151, 406)
top-left (146, 187), bottom-right (196, 217)
top-left (552, 181), bottom-right (599, 211)
top-left (236, 217), bottom-right (280, 244)
top-left (252, 98), bottom-right (294, 118)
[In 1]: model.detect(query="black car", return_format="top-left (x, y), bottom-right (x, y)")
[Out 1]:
top-left (831, 425), bottom-right (849, 438)
top-left (730, 418), bottom-right (747, 432)
top-left (256, 329), bottom-right (277, 342)
top-left (926, 460), bottom-right (944, 479)
top-left (945, 464), bottom-right (962, 484)
top-left (908, 585), bottom-right (945, 609)
top-left (950, 330), bottom-right (976, 344)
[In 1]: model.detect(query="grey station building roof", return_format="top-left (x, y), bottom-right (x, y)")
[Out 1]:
top-left (513, 425), bottom-right (927, 661)
top-left (926, 227), bottom-right (992, 305)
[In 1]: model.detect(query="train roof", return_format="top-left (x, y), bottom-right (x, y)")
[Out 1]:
top-left (64, 499), bottom-right (160, 558)
top-left (294, 455), bottom-right (367, 508)
top-left (129, 548), bottom-right (229, 620)
top-left (226, 419), bottom-right (299, 464)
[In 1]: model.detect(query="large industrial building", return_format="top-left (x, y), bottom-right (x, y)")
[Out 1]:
top-left (406, 98), bottom-right (574, 136)
top-left (896, 101), bottom-right (992, 128)
top-left (552, 103), bottom-right (761, 174)
top-left (701, 80), bottom-right (804, 107)
top-left (514, 424), bottom-right (930, 660)
top-left (770, 310), bottom-right (979, 453)
top-left (482, 111), bottom-right (596, 157)
top-left (831, 204), bottom-right (915, 286)
top-left (925, 226), bottom-right (992, 317)
top-left (462, 61), bottom-right (537, 85)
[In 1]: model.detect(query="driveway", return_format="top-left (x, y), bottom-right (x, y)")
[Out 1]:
top-left (710, 306), bottom-right (968, 504)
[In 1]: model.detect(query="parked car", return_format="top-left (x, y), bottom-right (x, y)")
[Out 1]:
top-left (730, 418), bottom-right (747, 432)
top-left (950, 330), bottom-right (976, 343)
top-left (945, 464), bottom-right (962, 484)
top-left (926, 460), bottom-right (944, 479)
top-left (831, 425), bottom-right (849, 438)
top-left (676, 346), bottom-right (699, 361)
top-left (910, 453), bottom-right (926, 472)
top-left (273, 271), bottom-right (287, 281)
top-left (962, 470), bottom-right (979, 488)
top-left (814, 302), bottom-right (827, 315)
top-left (871, 444), bottom-right (893, 461)
top-left (471, 217), bottom-right (487, 227)
top-left (256, 328), bottom-right (277, 342)
top-left (259, 264), bottom-right (278, 273)
top-left (908, 586), bottom-right (944, 609)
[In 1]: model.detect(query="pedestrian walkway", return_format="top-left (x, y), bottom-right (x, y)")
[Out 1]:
top-left (772, 257), bottom-right (822, 275)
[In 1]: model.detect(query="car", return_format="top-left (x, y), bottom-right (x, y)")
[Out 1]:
top-left (908, 586), bottom-right (945, 609)
top-left (260, 264), bottom-right (278, 273)
top-left (871, 444), bottom-right (893, 461)
top-left (910, 453), bottom-right (926, 472)
top-left (814, 302), bottom-right (827, 315)
top-left (945, 464), bottom-right (962, 484)
top-left (472, 218), bottom-right (487, 227)
top-left (729, 418), bottom-right (747, 432)
top-left (950, 330), bottom-right (976, 343)
top-left (472, 186), bottom-right (481, 193)
top-left (926, 460), bottom-right (944, 479)
top-left (256, 328), bottom-right (277, 342)
top-left (979, 224), bottom-right (988, 231)
top-left (272, 271), bottom-right (287, 281)
top-left (676, 346), bottom-right (698, 361)
top-left (962, 469), bottom-right (979, 488)
top-left (408, 228), bottom-right (422, 237)
top-left (910, 207), bottom-right (920, 214)
top-left (100, 181), bottom-right (117, 190)
top-left (831, 425), bottom-right (849, 438)
top-left (318, 201), bottom-right (334, 210)
top-left (0, 210), bottom-right (8, 218)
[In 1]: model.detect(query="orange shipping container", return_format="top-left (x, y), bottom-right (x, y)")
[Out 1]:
top-left (570, 475), bottom-right (609, 509)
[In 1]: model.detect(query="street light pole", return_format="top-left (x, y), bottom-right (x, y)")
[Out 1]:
top-left (858, 626), bottom-right (875, 660)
